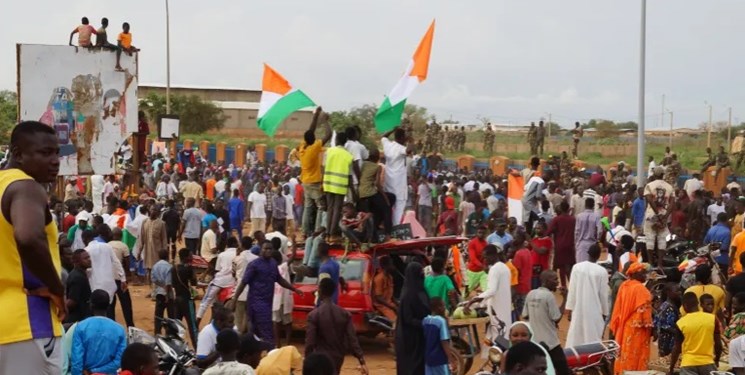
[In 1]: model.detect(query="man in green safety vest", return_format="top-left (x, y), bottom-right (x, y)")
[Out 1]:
top-left (323, 132), bottom-right (355, 242)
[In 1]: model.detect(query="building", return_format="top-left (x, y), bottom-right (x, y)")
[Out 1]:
top-left (138, 84), bottom-right (315, 138)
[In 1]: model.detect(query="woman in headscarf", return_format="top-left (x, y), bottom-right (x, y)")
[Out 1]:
top-left (609, 262), bottom-right (653, 374)
top-left (395, 262), bottom-right (430, 375)
top-left (501, 322), bottom-right (556, 375)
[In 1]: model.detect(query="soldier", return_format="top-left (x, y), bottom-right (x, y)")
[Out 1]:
top-left (665, 153), bottom-right (681, 187)
top-left (527, 122), bottom-right (537, 155)
top-left (571, 121), bottom-right (583, 159)
top-left (701, 147), bottom-right (715, 173)
top-left (442, 125), bottom-right (451, 153)
top-left (458, 125), bottom-right (466, 152)
top-left (424, 123), bottom-right (434, 154)
top-left (435, 123), bottom-right (444, 154)
top-left (536, 120), bottom-right (546, 156)
top-left (715, 145), bottom-right (731, 177)
top-left (733, 130), bottom-right (745, 171)
top-left (484, 123), bottom-right (495, 154)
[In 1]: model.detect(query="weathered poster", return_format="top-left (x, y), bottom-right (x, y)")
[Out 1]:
top-left (17, 44), bottom-right (138, 176)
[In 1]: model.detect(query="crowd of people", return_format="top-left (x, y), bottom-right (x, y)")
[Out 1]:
top-left (4, 111), bottom-right (745, 375)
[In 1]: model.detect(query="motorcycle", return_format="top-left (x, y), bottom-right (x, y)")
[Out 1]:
top-left (473, 315), bottom-right (509, 375)
top-left (563, 340), bottom-right (620, 375)
top-left (128, 318), bottom-right (199, 375)
top-left (678, 242), bottom-right (726, 289)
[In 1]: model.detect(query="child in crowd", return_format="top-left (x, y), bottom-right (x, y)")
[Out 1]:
top-left (119, 343), bottom-right (158, 375)
top-left (530, 221), bottom-right (553, 289)
top-left (339, 203), bottom-right (373, 250)
top-left (422, 297), bottom-right (453, 375)
top-left (437, 196), bottom-right (458, 236)
top-left (424, 257), bottom-right (458, 313)
top-left (653, 283), bottom-right (681, 359)
top-left (510, 232), bottom-right (532, 319)
top-left (725, 292), bottom-right (745, 340)
top-left (203, 330), bottom-right (254, 375)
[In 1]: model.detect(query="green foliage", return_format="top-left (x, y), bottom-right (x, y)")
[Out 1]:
top-left (0, 90), bottom-right (17, 144)
top-left (327, 103), bottom-right (432, 149)
top-left (139, 93), bottom-right (226, 134)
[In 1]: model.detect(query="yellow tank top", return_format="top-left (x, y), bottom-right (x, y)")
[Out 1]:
top-left (0, 169), bottom-right (62, 344)
top-left (676, 311), bottom-right (715, 367)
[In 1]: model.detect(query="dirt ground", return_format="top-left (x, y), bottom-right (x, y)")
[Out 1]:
top-left (121, 284), bottom-right (669, 375)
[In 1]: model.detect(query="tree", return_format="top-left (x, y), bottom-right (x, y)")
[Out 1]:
top-left (0, 90), bottom-right (17, 144)
top-left (594, 120), bottom-right (619, 138)
top-left (327, 103), bottom-right (432, 148)
top-left (139, 93), bottom-right (226, 134)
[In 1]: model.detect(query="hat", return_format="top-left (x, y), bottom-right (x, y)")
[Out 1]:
top-left (445, 196), bottom-right (455, 210)
top-left (653, 166), bottom-right (664, 176)
top-left (75, 211), bottom-right (92, 223)
top-left (238, 334), bottom-right (272, 357)
top-left (626, 262), bottom-right (651, 276)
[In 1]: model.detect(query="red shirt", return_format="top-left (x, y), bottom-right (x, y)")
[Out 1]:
top-left (295, 184), bottom-right (304, 206)
top-left (467, 237), bottom-right (487, 272)
top-left (62, 213), bottom-right (76, 233)
top-left (530, 237), bottom-right (553, 274)
top-left (512, 248), bottom-right (533, 295)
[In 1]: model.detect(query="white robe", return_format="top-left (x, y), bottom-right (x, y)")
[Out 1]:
top-left (478, 262), bottom-right (512, 340)
top-left (382, 137), bottom-right (408, 225)
top-left (565, 261), bottom-right (610, 347)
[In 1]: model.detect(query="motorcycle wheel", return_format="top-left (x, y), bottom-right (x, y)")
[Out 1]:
top-left (451, 336), bottom-right (474, 374)
top-left (447, 346), bottom-right (466, 375)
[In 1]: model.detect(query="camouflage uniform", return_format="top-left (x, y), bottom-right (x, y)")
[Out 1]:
top-left (733, 132), bottom-right (745, 171)
top-left (715, 147), bottom-right (731, 177)
top-left (484, 125), bottom-right (495, 154)
top-left (424, 125), bottom-right (434, 154)
top-left (560, 153), bottom-right (572, 188)
top-left (664, 157), bottom-right (681, 187)
top-left (434, 124), bottom-right (443, 154)
top-left (459, 127), bottom-right (467, 152)
top-left (701, 148), bottom-right (715, 173)
top-left (527, 123), bottom-right (537, 155)
top-left (536, 122), bottom-right (546, 157)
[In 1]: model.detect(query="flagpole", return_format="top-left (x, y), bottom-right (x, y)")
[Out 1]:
top-left (636, 0), bottom-right (647, 186)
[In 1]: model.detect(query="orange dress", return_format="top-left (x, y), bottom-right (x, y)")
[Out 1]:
top-left (609, 279), bottom-right (653, 375)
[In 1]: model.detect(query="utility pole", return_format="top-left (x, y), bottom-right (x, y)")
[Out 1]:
top-left (668, 111), bottom-right (673, 149)
top-left (729, 107), bottom-right (733, 152)
top-left (636, 0), bottom-right (647, 186)
top-left (166, 0), bottom-right (171, 115)
top-left (661, 94), bottom-right (665, 129)
top-left (707, 103), bottom-right (713, 148)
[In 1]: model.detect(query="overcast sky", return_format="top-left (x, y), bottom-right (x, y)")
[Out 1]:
top-left (2, 0), bottom-right (743, 128)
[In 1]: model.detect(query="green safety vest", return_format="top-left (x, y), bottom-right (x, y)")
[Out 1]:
top-left (323, 146), bottom-right (353, 195)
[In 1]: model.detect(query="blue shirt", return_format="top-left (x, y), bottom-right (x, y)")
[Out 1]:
top-left (422, 315), bottom-right (450, 367)
top-left (228, 197), bottom-right (245, 227)
top-left (704, 223), bottom-right (731, 264)
top-left (71, 316), bottom-right (126, 375)
top-left (318, 259), bottom-right (340, 303)
top-left (631, 197), bottom-right (646, 227)
top-left (486, 232), bottom-right (513, 249)
top-left (151, 260), bottom-right (172, 296)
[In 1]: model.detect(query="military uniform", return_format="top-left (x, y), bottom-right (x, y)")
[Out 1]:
top-left (460, 128), bottom-right (467, 152)
top-left (484, 126), bottom-right (495, 154)
top-left (733, 133), bottom-right (745, 170)
top-left (536, 123), bottom-right (546, 156)
top-left (560, 154), bottom-right (572, 188)
top-left (527, 123), bottom-right (537, 155)
top-left (424, 125), bottom-right (434, 154)
top-left (715, 148), bottom-right (731, 177)
top-left (665, 159), bottom-right (681, 187)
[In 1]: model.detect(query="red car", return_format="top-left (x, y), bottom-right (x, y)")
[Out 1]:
top-left (290, 236), bottom-right (466, 335)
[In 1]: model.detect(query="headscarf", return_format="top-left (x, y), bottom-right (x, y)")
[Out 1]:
top-left (508, 322), bottom-right (556, 375)
top-left (625, 262), bottom-right (650, 277)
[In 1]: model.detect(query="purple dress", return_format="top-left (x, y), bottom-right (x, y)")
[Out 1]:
top-left (243, 257), bottom-right (280, 347)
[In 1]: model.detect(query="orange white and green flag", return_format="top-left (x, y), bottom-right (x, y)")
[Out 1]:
top-left (257, 64), bottom-right (316, 137)
top-left (374, 20), bottom-right (435, 133)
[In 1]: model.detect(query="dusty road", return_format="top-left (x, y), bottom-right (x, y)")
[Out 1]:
top-left (119, 284), bottom-right (662, 375)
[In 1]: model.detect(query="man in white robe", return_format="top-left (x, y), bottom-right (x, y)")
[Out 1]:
top-left (382, 128), bottom-right (409, 226)
top-left (565, 243), bottom-right (610, 347)
top-left (464, 245), bottom-right (512, 339)
top-left (90, 174), bottom-right (105, 214)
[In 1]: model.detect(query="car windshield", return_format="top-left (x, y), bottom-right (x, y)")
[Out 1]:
top-left (293, 258), bottom-right (365, 285)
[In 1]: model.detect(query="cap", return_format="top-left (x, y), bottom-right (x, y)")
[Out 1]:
top-left (653, 166), bottom-right (664, 176)
top-left (75, 211), bottom-right (92, 223)
top-left (238, 334), bottom-right (272, 357)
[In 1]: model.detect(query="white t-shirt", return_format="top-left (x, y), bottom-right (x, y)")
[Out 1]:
top-left (213, 248), bottom-right (237, 288)
top-left (215, 180), bottom-right (227, 194)
top-left (730, 336), bottom-right (745, 369)
top-left (284, 195), bottom-right (294, 220)
top-left (196, 324), bottom-right (219, 359)
top-left (201, 229), bottom-right (218, 262)
top-left (683, 178), bottom-right (703, 199)
top-left (707, 203), bottom-right (726, 225)
top-left (203, 361), bottom-right (255, 375)
top-left (248, 192), bottom-right (267, 219)
top-left (344, 140), bottom-right (369, 167)
top-left (235, 250), bottom-right (259, 301)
